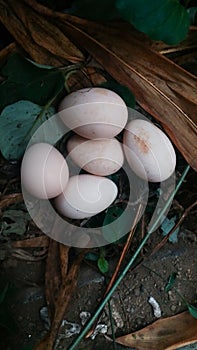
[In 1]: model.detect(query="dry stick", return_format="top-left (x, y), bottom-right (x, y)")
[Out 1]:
top-left (150, 200), bottom-right (197, 256)
top-left (46, 250), bottom-right (86, 350)
top-left (45, 239), bottom-right (61, 321)
top-left (86, 204), bottom-right (143, 338)
top-left (59, 244), bottom-right (70, 281)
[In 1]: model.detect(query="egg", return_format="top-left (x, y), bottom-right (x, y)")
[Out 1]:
top-left (58, 88), bottom-right (128, 139)
top-left (54, 174), bottom-right (118, 219)
top-left (21, 143), bottom-right (69, 199)
top-left (67, 135), bottom-right (124, 176)
top-left (123, 119), bottom-right (176, 182)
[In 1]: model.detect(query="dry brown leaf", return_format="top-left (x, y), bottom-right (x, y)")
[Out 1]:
top-left (12, 235), bottom-right (49, 248)
top-left (0, 0), bottom-right (84, 65)
top-left (116, 311), bottom-right (197, 350)
top-left (0, 193), bottom-right (23, 210)
top-left (58, 17), bottom-right (197, 171)
top-left (1, 0), bottom-right (196, 168)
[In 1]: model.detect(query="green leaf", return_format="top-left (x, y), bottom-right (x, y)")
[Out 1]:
top-left (164, 272), bottom-right (177, 292)
top-left (102, 206), bottom-right (132, 243)
top-left (67, 0), bottom-right (119, 20)
top-left (161, 216), bottom-right (179, 243)
top-left (116, 0), bottom-right (190, 44)
top-left (1, 209), bottom-right (30, 235)
top-left (0, 100), bottom-right (55, 159)
top-left (0, 53), bottom-right (65, 111)
top-left (100, 81), bottom-right (135, 108)
top-left (85, 252), bottom-right (99, 262)
top-left (97, 257), bottom-right (109, 274)
top-left (188, 304), bottom-right (197, 319)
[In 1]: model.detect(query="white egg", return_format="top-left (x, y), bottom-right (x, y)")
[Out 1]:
top-left (67, 135), bottom-right (124, 176)
top-left (21, 143), bottom-right (69, 199)
top-left (54, 174), bottom-right (118, 219)
top-left (123, 119), bottom-right (176, 182)
top-left (58, 88), bottom-right (128, 139)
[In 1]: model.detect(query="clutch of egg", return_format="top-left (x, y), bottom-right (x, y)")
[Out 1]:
top-left (21, 87), bottom-right (176, 221)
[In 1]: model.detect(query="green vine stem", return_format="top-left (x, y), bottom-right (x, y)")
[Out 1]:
top-left (68, 164), bottom-right (191, 350)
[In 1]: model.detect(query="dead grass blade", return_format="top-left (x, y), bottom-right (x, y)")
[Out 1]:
top-left (116, 311), bottom-right (197, 350)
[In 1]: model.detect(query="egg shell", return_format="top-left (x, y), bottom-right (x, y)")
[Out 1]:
top-left (67, 135), bottom-right (124, 176)
top-left (21, 143), bottom-right (69, 199)
top-left (58, 88), bottom-right (128, 139)
top-left (54, 174), bottom-right (118, 219)
top-left (123, 119), bottom-right (176, 182)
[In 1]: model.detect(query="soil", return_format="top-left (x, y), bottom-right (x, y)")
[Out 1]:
top-left (0, 167), bottom-right (197, 350)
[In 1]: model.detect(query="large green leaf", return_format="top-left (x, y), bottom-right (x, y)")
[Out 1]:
top-left (116, 0), bottom-right (190, 44)
top-left (0, 53), bottom-right (65, 111)
top-left (0, 100), bottom-right (55, 159)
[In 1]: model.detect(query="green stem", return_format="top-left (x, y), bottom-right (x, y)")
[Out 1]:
top-left (68, 165), bottom-right (190, 350)
top-left (64, 69), bottom-right (78, 93)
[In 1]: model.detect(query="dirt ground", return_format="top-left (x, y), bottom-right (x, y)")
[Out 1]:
top-left (0, 167), bottom-right (197, 349)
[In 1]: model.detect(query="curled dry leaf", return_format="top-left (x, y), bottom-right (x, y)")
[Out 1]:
top-left (0, 0), bottom-right (84, 66)
top-left (116, 311), bottom-right (197, 350)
